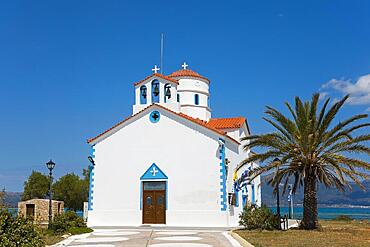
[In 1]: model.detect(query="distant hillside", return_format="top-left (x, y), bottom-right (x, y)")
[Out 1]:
top-left (3, 192), bottom-right (22, 207)
top-left (262, 178), bottom-right (370, 207)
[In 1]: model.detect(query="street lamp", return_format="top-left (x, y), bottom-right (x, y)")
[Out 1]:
top-left (273, 158), bottom-right (281, 229)
top-left (46, 159), bottom-right (55, 229)
top-left (88, 156), bottom-right (95, 166)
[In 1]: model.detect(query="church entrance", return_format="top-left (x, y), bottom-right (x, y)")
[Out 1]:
top-left (142, 181), bottom-right (166, 224)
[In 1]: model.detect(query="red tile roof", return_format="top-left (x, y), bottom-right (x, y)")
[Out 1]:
top-left (206, 117), bottom-right (246, 129)
top-left (168, 69), bottom-right (210, 83)
top-left (87, 104), bottom-right (240, 145)
top-left (133, 73), bottom-right (179, 86)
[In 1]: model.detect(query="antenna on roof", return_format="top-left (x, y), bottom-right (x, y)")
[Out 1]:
top-left (160, 33), bottom-right (164, 74)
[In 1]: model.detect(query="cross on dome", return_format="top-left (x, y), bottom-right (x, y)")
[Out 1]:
top-left (152, 65), bottom-right (160, 73)
top-left (181, 62), bottom-right (188, 70)
top-left (150, 166), bottom-right (158, 176)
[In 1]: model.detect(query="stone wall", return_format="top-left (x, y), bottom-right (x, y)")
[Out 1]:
top-left (18, 199), bottom-right (64, 226)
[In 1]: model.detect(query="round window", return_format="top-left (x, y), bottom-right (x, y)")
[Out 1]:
top-left (149, 111), bottom-right (160, 123)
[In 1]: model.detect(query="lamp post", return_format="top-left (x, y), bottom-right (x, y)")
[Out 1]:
top-left (273, 158), bottom-right (281, 229)
top-left (46, 159), bottom-right (55, 229)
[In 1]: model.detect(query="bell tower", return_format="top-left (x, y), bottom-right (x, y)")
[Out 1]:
top-left (132, 65), bottom-right (180, 115)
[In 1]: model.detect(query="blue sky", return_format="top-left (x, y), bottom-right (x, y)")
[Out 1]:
top-left (0, 1), bottom-right (369, 191)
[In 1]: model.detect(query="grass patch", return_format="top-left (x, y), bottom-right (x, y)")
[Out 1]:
top-left (235, 220), bottom-right (370, 247)
top-left (41, 227), bottom-right (93, 245)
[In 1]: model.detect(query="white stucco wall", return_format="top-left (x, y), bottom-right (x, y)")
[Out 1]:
top-left (88, 106), bottom-right (246, 227)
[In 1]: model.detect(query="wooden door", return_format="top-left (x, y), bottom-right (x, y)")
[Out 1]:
top-left (142, 182), bottom-right (166, 224)
top-left (26, 204), bottom-right (35, 218)
top-left (154, 191), bottom-right (165, 224)
top-left (143, 191), bottom-right (156, 224)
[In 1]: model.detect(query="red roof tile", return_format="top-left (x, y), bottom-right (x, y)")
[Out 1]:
top-left (206, 117), bottom-right (246, 129)
top-left (87, 104), bottom-right (240, 145)
top-left (133, 73), bottom-right (179, 86)
top-left (168, 69), bottom-right (210, 83)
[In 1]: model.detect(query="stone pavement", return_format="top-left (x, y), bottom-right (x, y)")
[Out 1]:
top-left (62, 227), bottom-right (243, 247)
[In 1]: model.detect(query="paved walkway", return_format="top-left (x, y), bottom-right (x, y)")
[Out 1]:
top-left (63, 227), bottom-right (241, 247)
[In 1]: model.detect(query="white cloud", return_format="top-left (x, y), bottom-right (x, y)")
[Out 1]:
top-left (321, 74), bottom-right (370, 106)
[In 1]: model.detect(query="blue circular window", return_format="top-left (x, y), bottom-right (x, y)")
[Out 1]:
top-left (149, 111), bottom-right (160, 123)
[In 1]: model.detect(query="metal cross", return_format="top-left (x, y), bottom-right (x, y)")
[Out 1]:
top-left (150, 167), bottom-right (158, 176)
top-left (152, 65), bottom-right (160, 73)
top-left (181, 62), bottom-right (188, 70)
top-left (152, 112), bottom-right (159, 121)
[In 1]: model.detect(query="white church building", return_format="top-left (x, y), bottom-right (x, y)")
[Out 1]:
top-left (86, 64), bottom-right (261, 227)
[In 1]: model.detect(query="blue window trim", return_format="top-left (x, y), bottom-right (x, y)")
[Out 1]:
top-left (194, 94), bottom-right (199, 105)
top-left (219, 138), bottom-right (227, 211)
top-left (149, 111), bottom-right (160, 123)
top-left (88, 145), bottom-right (95, 211)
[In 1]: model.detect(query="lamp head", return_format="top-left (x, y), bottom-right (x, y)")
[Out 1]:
top-left (88, 156), bottom-right (95, 166)
top-left (46, 160), bottom-right (55, 171)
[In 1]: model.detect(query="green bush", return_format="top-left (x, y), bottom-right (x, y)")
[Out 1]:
top-left (68, 226), bottom-right (93, 235)
top-left (333, 215), bottom-right (353, 221)
top-left (0, 209), bottom-right (44, 247)
top-left (51, 211), bottom-right (87, 234)
top-left (239, 204), bottom-right (280, 230)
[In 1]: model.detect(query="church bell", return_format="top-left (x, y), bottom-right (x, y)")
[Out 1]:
top-left (153, 84), bottom-right (159, 96)
top-left (141, 87), bottom-right (147, 98)
top-left (165, 87), bottom-right (171, 98)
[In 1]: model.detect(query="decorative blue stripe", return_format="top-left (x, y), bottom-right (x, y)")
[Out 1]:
top-left (140, 181), bottom-right (142, 210)
top-left (88, 145), bottom-right (95, 211)
top-left (219, 138), bottom-right (227, 211)
top-left (166, 180), bottom-right (168, 210)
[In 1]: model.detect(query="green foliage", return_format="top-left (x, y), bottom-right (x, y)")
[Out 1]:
top-left (52, 173), bottom-right (89, 211)
top-left (241, 93), bottom-right (370, 229)
top-left (51, 211), bottom-right (86, 234)
top-left (22, 171), bottom-right (50, 200)
top-left (68, 226), bottom-right (93, 235)
top-left (53, 173), bottom-right (89, 211)
top-left (0, 209), bottom-right (44, 247)
top-left (239, 204), bottom-right (279, 230)
top-left (0, 188), bottom-right (5, 207)
top-left (333, 215), bottom-right (353, 221)
top-left (22, 168), bottom-right (89, 211)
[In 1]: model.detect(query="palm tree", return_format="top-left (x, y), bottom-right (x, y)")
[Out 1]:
top-left (241, 93), bottom-right (370, 230)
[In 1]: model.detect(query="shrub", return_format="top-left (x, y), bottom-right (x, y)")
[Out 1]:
top-left (68, 226), bottom-right (93, 235)
top-left (333, 215), bottom-right (353, 221)
top-left (239, 204), bottom-right (280, 230)
top-left (0, 209), bottom-right (44, 246)
top-left (51, 211), bottom-right (87, 234)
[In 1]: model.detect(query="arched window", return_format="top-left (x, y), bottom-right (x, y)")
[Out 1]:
top-left (164, 83), bottom-right (171, 103)
top-left (194, 94), bottom-right (199, 105)
top-left (140, 85), bottom-right (147, 104)
top-left (151, 80), bottom-right (160, 103)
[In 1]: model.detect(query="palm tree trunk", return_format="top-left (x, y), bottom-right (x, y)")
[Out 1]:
top-left (302, 175), bottom-right (318, 229)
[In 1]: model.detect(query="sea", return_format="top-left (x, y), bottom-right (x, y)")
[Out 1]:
top-left (7, 207), bottom-right (370, 220)
top-left (269, 206), bottom-right (370, 220)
